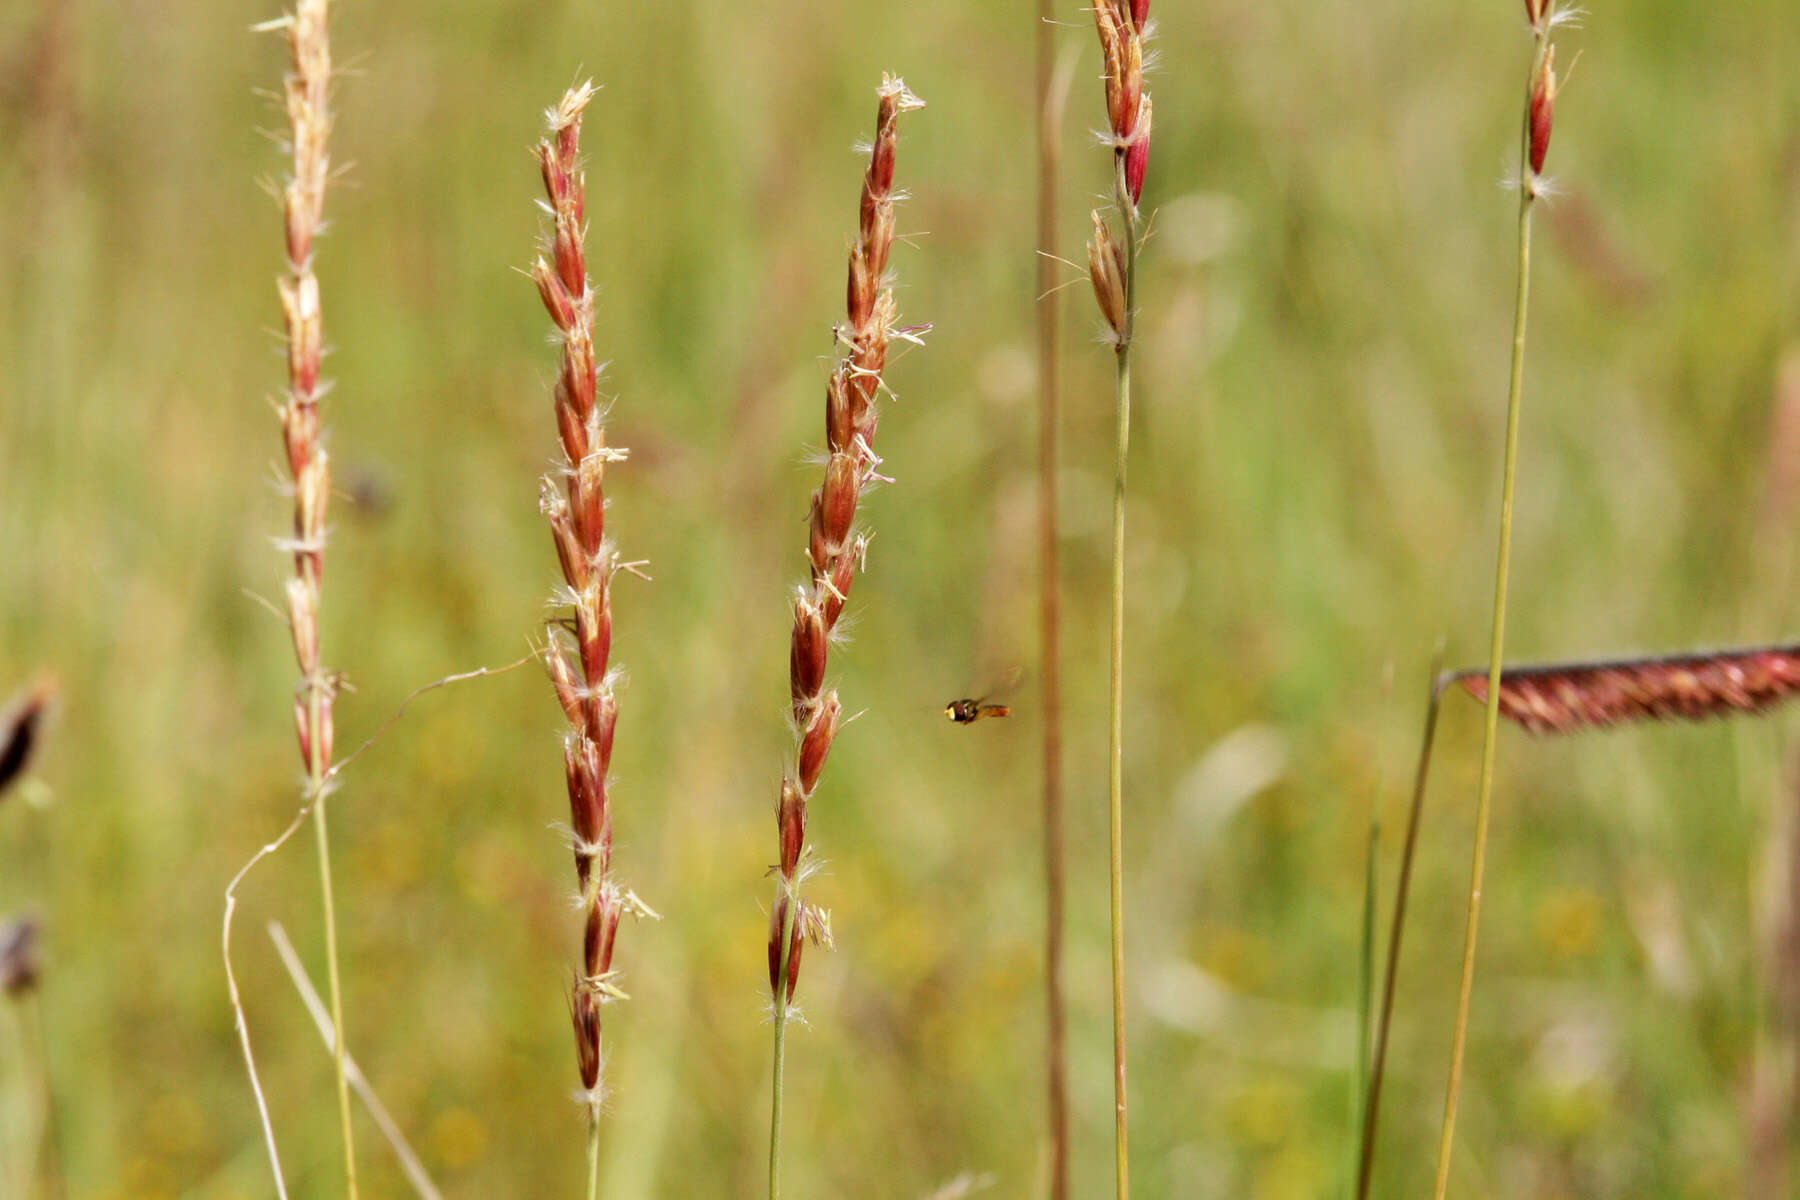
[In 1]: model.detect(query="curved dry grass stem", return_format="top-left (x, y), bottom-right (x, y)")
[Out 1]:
top-left (529, 81), bottom-right (658, 1190)
top-left (766, 75), bottom-right (924, 1200)
top-left (222, 655), bottom-right (531, 1200)
top-left (1450, 643), bottom-right (1800, 734)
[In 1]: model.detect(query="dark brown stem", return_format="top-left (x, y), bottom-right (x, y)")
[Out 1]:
top-left (1036, 4), bottom-right (1069, 1196)
top-left (1356, 657), bottom-right (1448, 1200)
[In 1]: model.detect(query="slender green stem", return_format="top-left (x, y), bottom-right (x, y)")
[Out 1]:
top-left (768, 888), bottom-right (798, 1200)
top-left (1106, 152), bottom-right (1138, 1200)
top-left (586, 1106), bottom-right (601, 1200)
top-left (1432, 44), bottom-right (1542, 1196)
top-left (309, 682), bottom-right (358, 1200)
top-left (1357, 661), bottom-right (1447, 1200)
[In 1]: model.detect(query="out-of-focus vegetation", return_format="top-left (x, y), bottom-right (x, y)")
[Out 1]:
top-left (2, 0), bottom-right (1799, 1195)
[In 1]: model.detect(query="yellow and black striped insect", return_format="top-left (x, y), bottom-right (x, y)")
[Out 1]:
top-left (944, 696), bottom-right (1012, 724)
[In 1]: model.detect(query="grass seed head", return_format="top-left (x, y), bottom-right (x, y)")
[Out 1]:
top-left (1453, 644), bottom-right (1800, 734)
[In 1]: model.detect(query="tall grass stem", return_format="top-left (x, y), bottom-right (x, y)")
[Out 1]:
top-left (1432, 36), bottom-right (1547, 1190)
top-left (1035, 13), bottom-right (1071, 1198)
top-left (1106, 150), bottom-right (1138, 1200)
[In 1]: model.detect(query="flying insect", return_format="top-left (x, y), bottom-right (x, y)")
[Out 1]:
top-left (944, 696), bottom-right (1012, 724)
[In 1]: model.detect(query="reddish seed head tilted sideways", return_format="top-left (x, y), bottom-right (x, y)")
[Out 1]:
top-left (1453, 644), bottom-right (1800, 736)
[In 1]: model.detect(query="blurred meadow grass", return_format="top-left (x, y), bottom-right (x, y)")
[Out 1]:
top-left (1, 0), bottom-right (1799, 1195)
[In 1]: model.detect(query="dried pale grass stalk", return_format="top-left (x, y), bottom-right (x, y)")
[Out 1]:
top-left (1450, 643), bottom-right (1800, 734)
top-left (766, 75), bottom-right (924, 1200)
top-left (528, 82), bottom-right (656, 1184)
top-left (257, 1), bottom-right (359, 1194)
top-left (266, 922), bottom-right (445, 1200)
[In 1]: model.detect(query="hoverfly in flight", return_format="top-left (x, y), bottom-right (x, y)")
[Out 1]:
top-left (944, 696), bottom-right (1011, 724)
top-left (944, 664), bottom-right (1022, 725)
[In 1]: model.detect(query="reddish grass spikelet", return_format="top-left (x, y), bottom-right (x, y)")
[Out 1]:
top-left (0, 676), bottom-right (54, 800)
top-left (527, 79), bottom-right (655, 1112)
top-left (1451, 643), bottom-right (1800, 735)
top-left (768, 75), bottom-right (924, 1008)
top-left (1125, 95), bottom-right (1152, 210)
top-left (1087, 0), bottom-right (1152, 338)
top-left (1528, 45), bottom-right (1559, 176)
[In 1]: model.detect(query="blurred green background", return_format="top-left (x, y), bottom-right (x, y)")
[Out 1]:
top-left (3, 0), bottom-right (1800, 1195)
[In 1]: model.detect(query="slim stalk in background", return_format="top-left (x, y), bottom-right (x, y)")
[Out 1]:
top-left (765, 76), bottom-right (924, 1200)
top-left (1087, 3), bottom-right (1152, 1195)
top-left (267, 3), bottom-right (356, 1193)
top-left (529, 81), bottom-right (657, 1200)
top-left (1035, 1), bottom-right (1070, 1194)
top-left (1347, 664), bottom-right (1392, 1199)
top-left (1356, 655), bottom-right (1447, 1200)
top-left (266, 922), bottom-right (445, 1200)
top-left (3, 920), bottom-right (64, 1200)
top-left (1436, 16), bottom-right (1565, 1180)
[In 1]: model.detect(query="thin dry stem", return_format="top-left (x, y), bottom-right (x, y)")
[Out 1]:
top-left (224, 804), bottom-right (309, 1200)
top-left (1036, 29), bottom-right (1078, 1200)
top-left (267, 922), bottom-right (445, 1200)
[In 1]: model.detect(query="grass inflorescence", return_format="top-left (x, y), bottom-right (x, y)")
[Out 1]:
top-left (765, 75), bottom-right (925, 1200)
